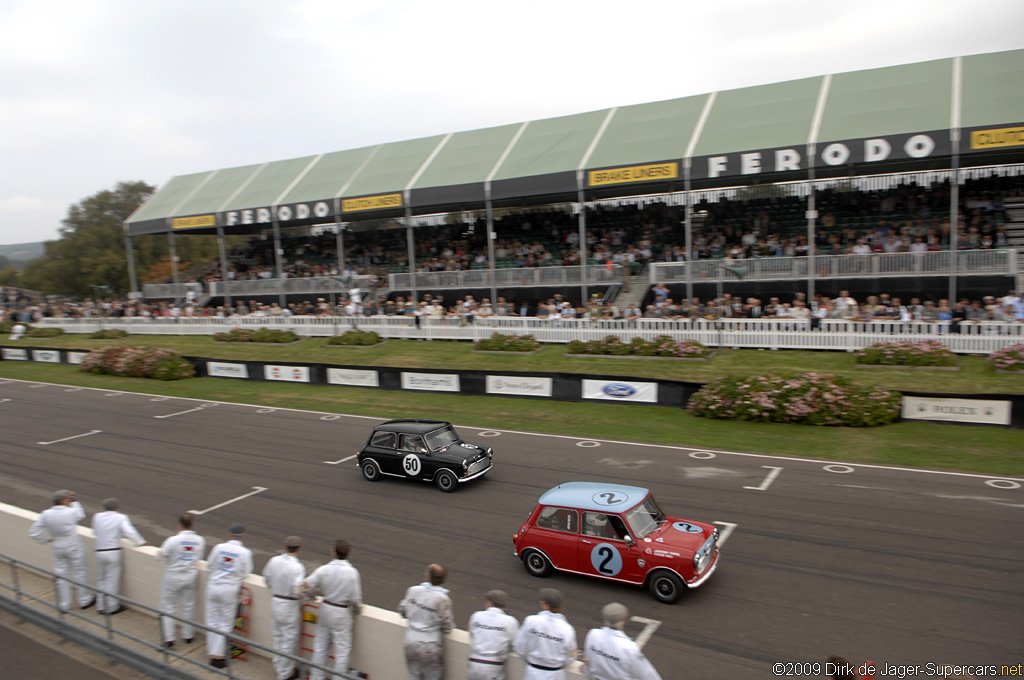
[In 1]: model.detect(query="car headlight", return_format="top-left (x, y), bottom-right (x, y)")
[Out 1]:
top-left (462, 460), bottom-right (469, 470)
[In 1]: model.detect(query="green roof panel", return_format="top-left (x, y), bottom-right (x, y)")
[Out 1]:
top-left (587, 94), bottom-right (709, 168)
top-left (343, 135), bottom-right (447, 197)
top-left (280, 146), bottom-right (377, 204)
top-left (172, 164), bottom-right (262, 216)
top-left (127, 171), bottom-right (214, 223)
top-left (493, 110), bottom-right (608, 180)
top-left (818, 59), bottom-right (953, 142)
top-left (412, 124), bottom-right (521, 189)
top-left (961, 49), bottom-right (1024, 128)
top-left (220, 156), bottom-right (317, 211)
top-left (693, 77), bottom-right (822, 156)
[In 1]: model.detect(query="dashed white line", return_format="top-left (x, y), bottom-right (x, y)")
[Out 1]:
top-left (712, 521), bottom-right (738, 545)
top-left (325, 454), bottom-right (358, 465)
top-left (188, 486), bottom-right (267, 515)
top-left (154, 407), bottom-right (205, 419)
top-left (39, 430), bottom-right (103, 446)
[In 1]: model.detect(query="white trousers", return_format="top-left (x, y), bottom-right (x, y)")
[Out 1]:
top-left (159, 570), bottom-right (198, 642)
top-left (52, 538), bottom-right (90, 611)
top-left (95, 550), bottom-right (122, 613)
top-left (205, 581), bottom-right (239, 658)
top-left (311, 602), bottom-right (353, 680)
top-left (269, 597), bottom-right (301, 680)
top-left (404, 634), bottom-right (443, 680)
top-left (467, 659), bottom-right (508, 680)
top-left (522, 665), bottom-right (567, 680)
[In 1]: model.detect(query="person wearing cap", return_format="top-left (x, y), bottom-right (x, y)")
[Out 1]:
top-left (157, 513), bottom-right (205, 648)
top-left (398, 563), bottom-right (455, 680)
top-left (28, 489), bottom-right (94, 611)
top-left (514, 588), bottom-right (578, 679)
top-left (303, 539), bottom-right (363, 680)
top-left (205, 524), bottom-right (254, 668)
top-left (92, 498), bottom-right (147, 615)
top-left (262, 536), bottom-right (307, 680)
top-left (467, 589), bottom-right (520, 679)
top-left (582, 602), bottom-right (661, 680)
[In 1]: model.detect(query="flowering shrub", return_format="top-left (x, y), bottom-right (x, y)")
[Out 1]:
top-left (567, 335), bottom-right (711, 358)
top-left (79, 346), bottom-right (195, 381)
top-left (688, 372), bottom-right (900, 427)
top-left (987, 344), bottom-right (1024, 372)
top-left (475, 333), bottom-right (541, 352)
top-left (326, 330), bottom-right (383, 346)
top-left (854, 339), bottom-right (956, 367)
top-left (89, 329), bottom-right (130, 339)
top-left (213, 328), bottom-right (300, 343)
top-left (26, 327), bottom-right (65, 338)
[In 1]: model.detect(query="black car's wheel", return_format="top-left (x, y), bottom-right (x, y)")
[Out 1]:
top-left (649, 570), bottom-right (685, 604)
top-left (361, 460), bottom-right (381, 482)
top-left (435, 469), bottom-right (458, 493)
top-left (522, 549), bottom-right (554, 577)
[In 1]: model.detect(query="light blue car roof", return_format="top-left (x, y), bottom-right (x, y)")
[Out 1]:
top-left (538, 482), bottom-right (650, 513)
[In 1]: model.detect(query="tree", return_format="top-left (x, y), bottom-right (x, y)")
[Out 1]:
top-left (20, 181), bottom-right (157, 297)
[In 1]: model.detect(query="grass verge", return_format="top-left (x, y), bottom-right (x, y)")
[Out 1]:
top-left (1, 361), bottom-right (1021, 476)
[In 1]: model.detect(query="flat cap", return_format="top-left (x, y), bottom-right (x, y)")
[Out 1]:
top-left (52, 489), bottom-right (72, 504)
top-left (285, 535), bottom-right (302, 547)
top-left (539, 588), bottom-right (563, 608)
top-left (228, 523), bottom-right (246, 535)
top-left (486, 589), bottom-right (508, 608)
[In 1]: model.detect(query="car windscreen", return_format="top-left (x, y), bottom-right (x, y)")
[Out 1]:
top-left (425, 425), bottom-right (460, 451)
top-left (624, 495), bottom-right (667, 539)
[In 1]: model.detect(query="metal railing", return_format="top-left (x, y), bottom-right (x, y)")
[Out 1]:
top-left (0, 551), bottom-right (360, 680)
top-left (143, 276), bottom-right (379, 300)
top-left (389, 264), bottom-right (623, 290)
top-left (33, 315), bottom-right (1024, 353)
top-left (648, 249), bottom-right (1018, 283)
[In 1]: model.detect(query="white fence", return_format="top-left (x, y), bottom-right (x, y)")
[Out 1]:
top-left (143, 275), bottom-right (379, 300)
top-left (35, 316), bottom-right (1024, 354)
top-left (389, 264), bottom-right (623, 290)
top-left (648, 249), bottom-right (1018, 283)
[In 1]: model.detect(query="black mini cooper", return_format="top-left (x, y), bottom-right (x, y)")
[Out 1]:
top-left (357, 419), bottom-right (494, 492)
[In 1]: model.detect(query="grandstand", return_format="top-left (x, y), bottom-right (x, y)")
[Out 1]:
top-left (125, 49), bottom-right (1024, 312)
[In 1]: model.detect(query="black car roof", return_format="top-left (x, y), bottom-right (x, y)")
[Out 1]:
top-left (375, 419), bottom-right (452, 435)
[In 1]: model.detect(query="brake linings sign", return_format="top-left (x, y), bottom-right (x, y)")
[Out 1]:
top-left (588, 162), bottom-right (679, 187)
top-left (582, 379), bottom-right (658, 403)
top-left (902, 396), bottom-right (1011, 425)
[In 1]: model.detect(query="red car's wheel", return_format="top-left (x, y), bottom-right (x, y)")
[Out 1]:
top-left (523, 549), bottom-right (553, 577)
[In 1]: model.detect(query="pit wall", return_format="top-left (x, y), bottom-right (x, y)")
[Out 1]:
top-left (0, 501), bottom-right (584, 679)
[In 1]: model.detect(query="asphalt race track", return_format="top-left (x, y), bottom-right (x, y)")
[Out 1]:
top-left (1, 378), bottom-right (1022, 679)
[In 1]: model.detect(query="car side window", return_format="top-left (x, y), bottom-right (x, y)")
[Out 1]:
top-left (371, 431), bottom-right (397, 448)
top-left (399, 434), bottom-right (427, 453)
top-left (583, 512), bottom-right (620, 539)
top-left (536, 507), bottom-right (579, 534)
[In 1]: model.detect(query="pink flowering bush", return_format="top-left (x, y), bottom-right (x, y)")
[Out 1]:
top-left (854, 339), bottom-right (956, 367)
top-left (326, 330), bottom-right (382, 346)
top-left (688, 372), bottom-right (900, 427)
top-left (987, 344), bottom-right (1024, 372)
top-left (567, 335), bottom-right (711, 358)
top-left (79, 346), bottom-right (195, 381)
top-left (475, 333), bottom-right (540, 352)
top-left (214, 328), bottom-right (299, 343)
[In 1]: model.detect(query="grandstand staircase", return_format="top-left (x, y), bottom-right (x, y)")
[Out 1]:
top-left (613, 273), bottom-right (651, 311)
top-left (1006, 196), bottom-right (1024, 292)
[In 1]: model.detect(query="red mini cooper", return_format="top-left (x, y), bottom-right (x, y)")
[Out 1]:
top-left (512, 482), bottom-right (719, 603)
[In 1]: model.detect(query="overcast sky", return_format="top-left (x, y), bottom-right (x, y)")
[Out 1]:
top-left (1, 0), bottom-right (1021, 246)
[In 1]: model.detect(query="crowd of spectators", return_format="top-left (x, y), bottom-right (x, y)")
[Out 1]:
top-left (161, 174), bottom-right (1019, 288)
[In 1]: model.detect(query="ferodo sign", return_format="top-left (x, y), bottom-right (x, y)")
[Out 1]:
top-left (224, 201), bottom-right (332, 226)
top-left (690, 131), bottom-right (950, 180)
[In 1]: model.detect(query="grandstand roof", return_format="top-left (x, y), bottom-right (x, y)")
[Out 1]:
top-left (127, 49), bottom-right (1024, 237)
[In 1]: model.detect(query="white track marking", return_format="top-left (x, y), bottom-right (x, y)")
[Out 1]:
top-left (38, 430), bottom-right (102, 446)
top-left (689, 451), bottom-right (716, 459)
top-left (985, 479), bottom-right (1021, 490)
top-left (29, 384), bottom-right (46, 388)
top-left (744, 466), bottom-right (783, 491)
top-left (154, 407), bottom-right (205, 419)
top-left (824, 465), bottom-right (855, 474)
top-left (0, 398), bottom-right (9, 403)
top-left (2, 378), bottom-right (1020, 483)
top-left (712, 521), bottom-right (738, 546)
top-left (325, 454), bottom-right (358, 465)
top-left (576, 441), bottom-right (601, 448)
top-left (188, 486), bottom-right (267, 515)
top-left (630, 616), bottom-right (662, 650)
